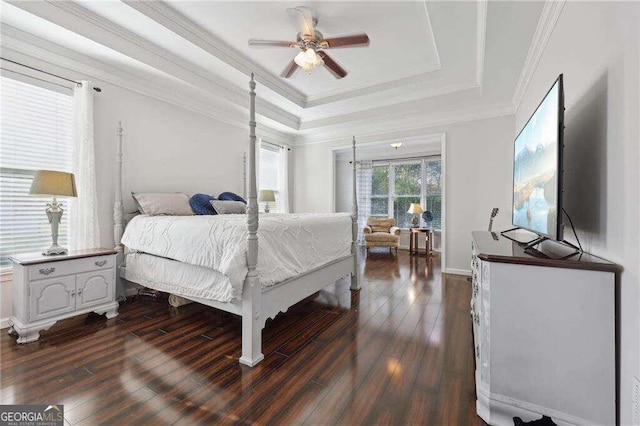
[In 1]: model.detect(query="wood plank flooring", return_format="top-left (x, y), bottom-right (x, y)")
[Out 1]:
top-left (0, 249), bottom-right (485, 425)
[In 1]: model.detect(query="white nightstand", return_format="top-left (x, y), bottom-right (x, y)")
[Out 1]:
top-left (8, 248), bottom-right (119, 343)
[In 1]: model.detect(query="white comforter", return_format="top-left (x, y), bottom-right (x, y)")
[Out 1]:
top-left (121, 213), bottom-right (352, 301)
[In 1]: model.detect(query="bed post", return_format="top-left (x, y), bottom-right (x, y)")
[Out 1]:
top-left (351, 136), bottom-right (361, 290)
top-left (243, 152), bottom-right (247, 199)
top-left (114, 121), bottom-right (125, 300)
top-left (240, 74), bottom-right (264, 367)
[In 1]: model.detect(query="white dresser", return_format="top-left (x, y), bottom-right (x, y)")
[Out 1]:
top-left (9, 248), bottom-right (119, 343)
top-left (471, 231), bottom-right (619, 426)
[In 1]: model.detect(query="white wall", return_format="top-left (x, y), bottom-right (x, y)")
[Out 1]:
top-left (293, 114), bottom-right (515, 274)
top-left (515, 2), bottom-right (639, 424)
top-left (92, 82), bottom-right (249, 247)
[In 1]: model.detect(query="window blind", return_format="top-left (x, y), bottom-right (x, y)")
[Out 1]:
top-left (0, 76), bottom-right (73, 267)
top-left (259, 144), bottom-right (279, 190)
top-left (259, 143), bottom-right (281, 212)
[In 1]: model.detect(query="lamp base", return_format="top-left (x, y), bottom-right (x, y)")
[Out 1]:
top-left (43, 244), bottom-right (67, 256)
top-left (411, 215), bottom-right (419, 228)
top-left (44, 201), bottom-right (66, 256)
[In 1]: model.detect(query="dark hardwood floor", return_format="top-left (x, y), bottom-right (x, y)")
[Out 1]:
top-left (1, 249), bottom-right (484, 425)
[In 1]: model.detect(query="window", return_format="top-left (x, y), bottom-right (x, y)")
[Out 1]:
top-left (369, 158), bottom-right (442, 230)
top-left (258, 142), bottom-right (288, 213)
top-left (0, 76), bottom-right (73, 267)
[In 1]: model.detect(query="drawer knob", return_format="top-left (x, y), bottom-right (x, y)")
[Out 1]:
top-left (95, 260), bottom-right (107, 267)
top-left (39, 267), bottom-right (55, 276)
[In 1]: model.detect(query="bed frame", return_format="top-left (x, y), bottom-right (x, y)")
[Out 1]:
top-left (114, 74), bottom-right (359, 367)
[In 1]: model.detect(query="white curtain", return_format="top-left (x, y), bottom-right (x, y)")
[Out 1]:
top-left (278, 146), bottom-right (290, 213)
top-left (356, 160), bottom-right (373, 244)
top-left (70, 81), bottom-right (100, 250)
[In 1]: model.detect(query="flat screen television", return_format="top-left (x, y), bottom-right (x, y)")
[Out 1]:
top-left (511, 74), bottom-right (564, 241)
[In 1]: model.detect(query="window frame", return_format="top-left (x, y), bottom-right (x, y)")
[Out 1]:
top-left (258, 141), bottom-right (282, 213)
top-left (369, 157), bottom-right (442, 230)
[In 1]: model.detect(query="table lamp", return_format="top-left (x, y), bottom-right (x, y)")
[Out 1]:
top-left (258, 189), bottom-right (276, 213)
top-left (29, 170), bottom-right (77, 255)
top-left (407, 203), bottom-right (424, 228)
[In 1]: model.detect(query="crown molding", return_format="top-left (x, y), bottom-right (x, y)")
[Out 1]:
top-left (294, 103), bottom-right (515, 146)
top-left (0, 26), bottom-right (294, 145)
top-left (476, 0), bottom-right (488, 89)
top-left (6, 0), bottom-right (300, 131)
top-left (299, 81), bottom-right (479, 126)
top-left (123, 0), bottom-right (307, 108)
top-left (511, 0), bottom-right (565, 111)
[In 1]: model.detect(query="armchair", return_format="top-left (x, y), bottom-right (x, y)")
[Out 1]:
top-left (363, 217), bottom-right (401, 254)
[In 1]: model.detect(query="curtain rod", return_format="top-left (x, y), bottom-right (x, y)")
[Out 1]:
top-left (349, 154), bottom-right (441, 164)
top-left (262, 140), bottom-right (291, 151)
top-left (1, 57), bottom-right (102, 92)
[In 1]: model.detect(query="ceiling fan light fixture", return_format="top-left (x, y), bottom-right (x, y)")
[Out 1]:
top-left (295, 48), bottom-right (323, 73)
top-left (294, 51), bottom-right (308, 67)
top-left (304, 48), bottom-right (316, 61)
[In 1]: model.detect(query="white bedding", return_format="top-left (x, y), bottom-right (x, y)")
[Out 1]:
top-left (125, 252), bottom-right (233, 302)
top-left (121, 213), bottom-right (352, 301)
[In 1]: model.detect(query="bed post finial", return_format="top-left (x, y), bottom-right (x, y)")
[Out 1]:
top-left (240, 73), bottom-right (264, 367)
top-left (351, 136), bottom-right (361, 290)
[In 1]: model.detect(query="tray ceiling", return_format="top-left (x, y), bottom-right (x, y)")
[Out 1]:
top-left (1, 0), bottom-right (547, 144)
top-left (170, 1), bottom-right (441, 98)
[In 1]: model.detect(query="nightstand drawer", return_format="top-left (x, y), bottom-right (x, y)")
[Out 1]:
top-left (29, 255), bottom-right (114, 281)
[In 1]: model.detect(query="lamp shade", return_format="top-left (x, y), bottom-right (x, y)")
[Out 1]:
top-left (29, 170), bottom-right (77, 197)
top-left (407, 203), bottom-right (423, 214)
top-left (258, 189), bottom-right (276, 202)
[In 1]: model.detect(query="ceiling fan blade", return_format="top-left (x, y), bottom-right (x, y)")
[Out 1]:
top-left (320, 33), bottom-right (370, 49)
top-left (280, 59), bottom-right (300, 79)
top-left (318, 51), bottom-right (347, 79)
top-left (248, 39), bottom-right (299, 49)
top-left (287, 6), bottom-right (316, 38)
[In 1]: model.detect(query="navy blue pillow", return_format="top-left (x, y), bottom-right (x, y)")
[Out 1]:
top-left (189, 193), bottom-right (217, 215)
top-left (218, 191), bottom-right (247, 204)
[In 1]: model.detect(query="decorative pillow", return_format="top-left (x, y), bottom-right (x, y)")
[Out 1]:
top-left (189, 193), bottom-right (217, 215)
top-left (132, 193), bottom-right (194, 216)
top-left (210, 200), bottom-right (247, 215)
top-left (218, 191), bottom-right (247, 204)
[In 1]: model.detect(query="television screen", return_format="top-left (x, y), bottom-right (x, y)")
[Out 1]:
top-left (512, 75), bottom-right (563, 240)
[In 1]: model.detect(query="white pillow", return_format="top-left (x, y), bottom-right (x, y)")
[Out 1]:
top-left (210, 200), bottom-right (247, 215)
top-left (132, 193), bottom-right (193, 216)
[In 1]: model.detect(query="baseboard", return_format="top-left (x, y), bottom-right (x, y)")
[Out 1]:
top-left (0, 317), bottom-right (9, 330)
top-left (477, 386), bottom-right (603, 426)
top-left (444, 268), bottom-right (472, 277)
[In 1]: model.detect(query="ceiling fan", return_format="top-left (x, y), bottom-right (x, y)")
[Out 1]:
top-left (248, 6), bottom-right (370, 79)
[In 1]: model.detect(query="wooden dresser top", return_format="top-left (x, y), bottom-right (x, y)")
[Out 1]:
top-left (9, 248), bottom-right (117, 266)
top-left (472, 231), bottom-right (621, 273)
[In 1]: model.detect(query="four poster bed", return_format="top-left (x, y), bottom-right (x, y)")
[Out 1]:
top-left (113, 74), bottom-right (360, 367)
